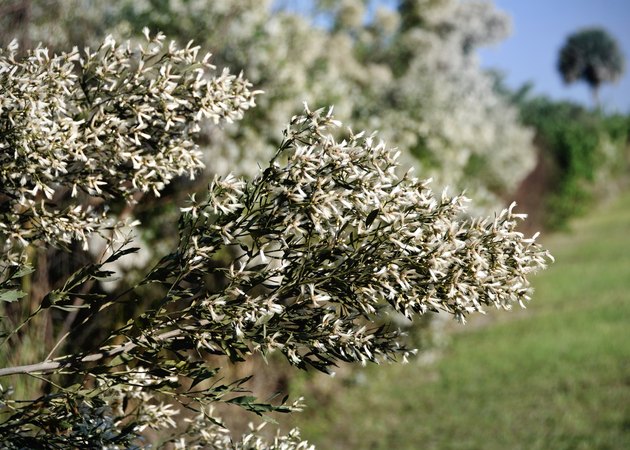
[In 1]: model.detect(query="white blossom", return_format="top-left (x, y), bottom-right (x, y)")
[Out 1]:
top-left (0, 32), bottom-right (260, 268)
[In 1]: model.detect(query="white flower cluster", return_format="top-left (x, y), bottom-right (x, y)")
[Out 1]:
top-left (175, 107), bottom-right (551, 370)
top-left (98, 368), bottom-right (311, 449)
top-left (100, 367), bottom-right (181, 433)
top-left (7, 0), bottom-right (537, 210)
top-left (368, 0), bottom-right (535, 207)
top-left (0, 32), bottom-right (259, 266)
top-left (171, 409), bottom-right (313, 450)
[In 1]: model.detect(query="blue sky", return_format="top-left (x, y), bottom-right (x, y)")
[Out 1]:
top-left (478, 0), bottom-right (630, 112)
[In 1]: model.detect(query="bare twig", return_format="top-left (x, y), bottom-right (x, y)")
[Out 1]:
top-left (0, 326), bottom-right (189, 377)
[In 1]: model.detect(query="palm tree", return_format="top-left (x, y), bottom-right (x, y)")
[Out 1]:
top-left (557, 27), bottom-right (625, 108)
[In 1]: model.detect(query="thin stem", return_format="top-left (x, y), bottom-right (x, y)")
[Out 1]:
top-left (48, 193), bottom-right (144, 359)
top-left (0, 306), bottom-right (42, 348)
top-left (44, 330), bottom-right (70, 361)
top-left (0, 322), bottom-right (209, 378)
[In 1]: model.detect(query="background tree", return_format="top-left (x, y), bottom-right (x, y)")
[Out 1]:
top-left (557, 27), bottom-right (625, 108)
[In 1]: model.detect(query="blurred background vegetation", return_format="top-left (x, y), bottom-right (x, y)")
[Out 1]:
top-left (1, 0), bottom-right (629, 447)
top-left (289, 189), bottom-right (630, 450)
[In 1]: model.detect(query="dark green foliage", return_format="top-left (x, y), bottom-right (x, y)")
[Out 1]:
top-left (558, 28), bottom-right (625, 105)
top-left (0, 393), bottom-right (144, 450)
top-left (518, 96), bottom-right (630, 229)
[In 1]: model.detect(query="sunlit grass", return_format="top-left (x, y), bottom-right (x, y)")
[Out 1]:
top-left (293, 192), bottom-right (630, 449)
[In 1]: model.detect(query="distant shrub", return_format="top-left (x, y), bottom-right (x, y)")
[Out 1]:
top-left (518, 96), bottom-right (629, 229)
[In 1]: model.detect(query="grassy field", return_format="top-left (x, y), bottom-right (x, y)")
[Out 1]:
top-left (291, 193), bottom-right (630, 449)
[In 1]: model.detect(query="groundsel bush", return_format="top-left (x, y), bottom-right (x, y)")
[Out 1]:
top-left (361, 0), bottom-right (535, 207)
top-left (0, 30), bottom-right (258, 268)
top-left (3, 0), bottom-right (537, 210)
top-left (0, 36), bottom-right (551, 448)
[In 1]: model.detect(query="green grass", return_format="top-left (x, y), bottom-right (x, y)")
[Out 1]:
top-left (291, 193), bottom-right (630, 449)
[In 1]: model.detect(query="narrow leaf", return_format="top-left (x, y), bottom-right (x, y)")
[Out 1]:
top-left (366, 209), bottom-right (379, 227)
top-left (0, 290), bottom-right (27, 303)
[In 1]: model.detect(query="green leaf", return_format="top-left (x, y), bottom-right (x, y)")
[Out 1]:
top-left (12, 266), bottom-right (35, 279)
top-left (0, 290), bottom-right (27, 303)
top-left (41, 291), bottom-right (63, 308)
top-left (91, 270), bottom-right (117, 281)
top-left (366, 209), bottom-right (379, 227)
top-left (188, 365), bottom-right (220, 391)
top-left (105, 247), bottom-right (140, 264)
top-left (261, 415), bottom-right (279, 424)
top-left (107, 353), bottom-right (133, 368)
top-left (226, 395), bottom-right (258, 406)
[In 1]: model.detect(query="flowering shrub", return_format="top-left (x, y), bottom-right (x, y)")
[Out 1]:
top-left (2, 0), bottom-right (537, 209)
top-left (0, 30), bottom-right (258, 268)
top-left (0, 35), bottom-right (551, 447)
